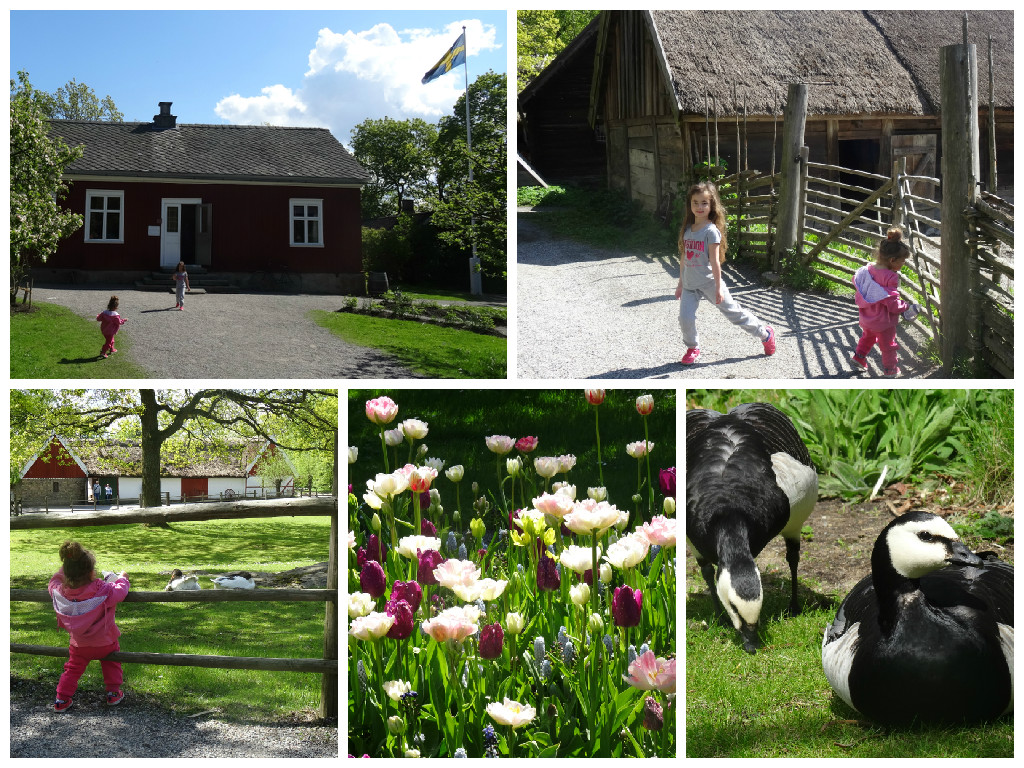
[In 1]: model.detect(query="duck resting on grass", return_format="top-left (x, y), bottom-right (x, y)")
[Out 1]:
top-left (164, 568), bottom-right (201, 591)
top-left (822, 511), bottom-right (1013, 726)
top-left (686, 402), bottom-right (818, 653)
top-left (210, 571), bottom-right (256, 590)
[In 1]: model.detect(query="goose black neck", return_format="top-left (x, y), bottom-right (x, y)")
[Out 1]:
top-left (870, 534), bottom-right (919, 635)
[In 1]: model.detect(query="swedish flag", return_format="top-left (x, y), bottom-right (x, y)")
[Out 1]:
top-left (422, 32), bottom-right (467, 84)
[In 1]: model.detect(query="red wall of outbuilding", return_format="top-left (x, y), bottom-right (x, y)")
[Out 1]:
top-left (22, 441), bottom-right (86, 479)
top-left (49, 180), bottom-right (363, 273)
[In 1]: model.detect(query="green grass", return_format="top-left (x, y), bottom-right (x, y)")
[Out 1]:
top-left (10, 302), bottom-right (149, 379)
top-left (10, 517), bottom-right (332, 721)
top-left (311, 310), bottom-right (506, 379)
top-left (686, 577), bottom-right (1013, 757)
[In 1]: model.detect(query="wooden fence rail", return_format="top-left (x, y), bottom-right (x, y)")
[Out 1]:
top-left (9, 496), bottom-right (338, 719)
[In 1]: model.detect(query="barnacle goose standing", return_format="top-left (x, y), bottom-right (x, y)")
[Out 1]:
top-left (686, 402), bottom-right (818, 653)
top-left (822, 511), bottom-right (1013, 726)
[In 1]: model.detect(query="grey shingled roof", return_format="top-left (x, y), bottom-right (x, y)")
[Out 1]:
top-left (48, 120), bottom-right (370, 185)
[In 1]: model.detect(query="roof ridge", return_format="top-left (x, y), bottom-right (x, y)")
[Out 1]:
top-left (47, 119), bottom-right (330, 131)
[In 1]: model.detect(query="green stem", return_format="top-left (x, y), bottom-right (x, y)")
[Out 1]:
top-left (508, 725), bottom-right (516, 758)
top-left (594, 407), bottom-right (604, 489)
top-left (379, 427), bottom-right (390, 473)
top-left (643, 416), bottom-right (654, 519)
top-left (590, 533), bottom-right (599, 615)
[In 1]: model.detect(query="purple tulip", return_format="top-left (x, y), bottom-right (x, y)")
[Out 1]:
top-left (479, 622), bottom-right (504, 659)
top-left (386, 598), bottom-right (414, 640)
top-left (391, 580), bottom-right (423, 613)
top-left (416, 549), bottom-right (445, 586)
top-left (359, 560), bottom-right (387, 599)
top-left (642, 697), bottom-right (664, 730)
top-left (612, 585), bottom-right (643, 627)
top-left (421, 518), bottom-right (437, 537)
top-left (537, 554), bottom-right (561, 592)
top-left (659, 467), bottom-right (676, 497)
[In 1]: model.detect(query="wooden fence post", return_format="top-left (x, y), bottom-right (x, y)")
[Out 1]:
top-left (773, 82), bottom-right (808, 270)
top-left (795, 146), bottom-right (809, 256)
top-left (320, 506), bottom-right (339, 719)
top-left (939, 42), bottom-right (980, 372)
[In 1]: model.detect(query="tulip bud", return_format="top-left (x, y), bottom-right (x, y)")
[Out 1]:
top-left (416, 443), bottom-right (429, 459)
top-left (452, 509), bottom-right (461, 529)
top-left (599, 563), bottom-right (612, 583)
top-left (612, 585), bottom-right (643, 627)
top-left (588, 612), bottom-right (604, 634)
top-left (371, 513), bottom-right (381, 532)
top-left (479, 622), bottom-right (504, 659)
top-left (359, 560), bottom-right (387, 598)
top-left (642, 697), bottom-right (664, 731)
top-left (470, 517), bottom-right (486, 541)
top-left (505, 611), bottom-right (525, 635)
top-left (446, 465), bottom-right (465, 483)
top-left (404, 749), bottom-right (420, 758)
top-left (663, 496), bottom-right (676, 516)
top-left (632, 493), bottom-right (643, 506)
top-left (384, 427), bottom-right (404, 447)
top-left (506, 456), bottom-right (522, 477)
top-left (570, 583), bottom-right (591, 606)
top-left (388, 715), bottom-right (406, 735)
top-left (348, 446), bottom-right (358, 464)
top-left (587, 486), bottom-right (608, 502)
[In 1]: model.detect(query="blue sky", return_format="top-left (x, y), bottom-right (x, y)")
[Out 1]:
top-left (10, 10), bottom-right (507, 146)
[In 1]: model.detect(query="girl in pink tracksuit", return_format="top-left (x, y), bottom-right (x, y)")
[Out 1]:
top-left (852, 228), bottom-right (921, 378)
top-left (96, 295), bottom-right (127, 359)
top-left (48, 541), bottom-right (130, 711)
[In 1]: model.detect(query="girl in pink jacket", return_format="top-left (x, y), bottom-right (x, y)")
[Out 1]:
top-left (96, 295), bottom-right (127, 359)
top-left (48, 540), bottom-right (130, 711)
top-left (851, 228), bottom-right (921, 377)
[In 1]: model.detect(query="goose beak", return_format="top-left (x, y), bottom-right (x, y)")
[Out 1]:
top-left (740, 622), bottom-right (761, 655)
top-left (947, 540), bottom-right (983, 567)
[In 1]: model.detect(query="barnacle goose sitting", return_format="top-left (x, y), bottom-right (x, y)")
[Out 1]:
top-left (822, 511), bottom-right (1013, 726)
top-left (686, 402), bottom-right (818, 653)
top-left (210, 571), bottom-right (256, 590)
top-left (164, 568), bottom-right (201, 591)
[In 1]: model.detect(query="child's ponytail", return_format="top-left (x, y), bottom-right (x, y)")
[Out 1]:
top-left (878, 227), bottom-right (911, 266)
top-left (60, 540), bottom-right (97, 588)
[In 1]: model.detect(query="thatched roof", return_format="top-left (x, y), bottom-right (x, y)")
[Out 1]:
top-left (646, 10), bottom-right (1012, 116)
top-left (64, 439), bottom-right (279, 478)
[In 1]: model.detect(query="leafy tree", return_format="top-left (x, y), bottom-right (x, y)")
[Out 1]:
top-left (11, 389), bottom-right (338, 507)
top-left (430, 71), bottom-right (507, 280)
top-left (10, 71), bottom-right (84, 287)
top-left (350, 117), bottom-right (438, 216)
top-left (517, 10), bottom-right (599, 92)
top-left (46, 78), bottom-right (124, 121)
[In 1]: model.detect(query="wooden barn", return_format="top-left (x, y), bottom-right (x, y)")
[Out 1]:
top-left (42, 102), bottom-right (369, 293)
top-left (520, 10), bottom-right (1013, 214)
top-left (15, 434), bottom-right (296, 505)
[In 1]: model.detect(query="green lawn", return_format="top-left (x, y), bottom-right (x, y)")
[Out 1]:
top-left (311, 310), bottom-right (506, 379)
top-left (10, 517), bottom-right (332, 721)
top-left (686, 576), bottom-right (1014, 757)
top-left (10, 302), bottom-right (149, 378)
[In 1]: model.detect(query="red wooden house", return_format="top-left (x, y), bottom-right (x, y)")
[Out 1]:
top-left (42, 102), bottom-right (369, 292)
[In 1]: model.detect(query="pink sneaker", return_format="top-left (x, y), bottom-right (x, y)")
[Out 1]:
top-left (680, 348), bottom-right (701, 365)
top-left (106, 690), bottom-right (125, 706)
top-left (762, 326), bottom-right (776, 356)
top-left (851, 353), bottom-right (868, 370)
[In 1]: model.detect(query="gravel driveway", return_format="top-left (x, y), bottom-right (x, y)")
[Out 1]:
top-left (10, 677), bottom-right (336, 758)
top-left (32, 284), bottom-right (421, 379)
top-left (517, 211), bottom-right (938, 380)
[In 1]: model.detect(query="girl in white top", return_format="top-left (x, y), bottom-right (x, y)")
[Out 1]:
top-left (674, 181), bottom-right (775, 365)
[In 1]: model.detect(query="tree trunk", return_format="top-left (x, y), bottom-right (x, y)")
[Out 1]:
top-left (139, 389), bottom-right (163, 508)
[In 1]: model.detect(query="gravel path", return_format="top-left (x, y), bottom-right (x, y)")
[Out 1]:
top-left (517, 211), bottom-right (939, 380)
top-left (33, 284), bottom-right (422, 379)
top-left (10, 677), bottom-right (337, 758)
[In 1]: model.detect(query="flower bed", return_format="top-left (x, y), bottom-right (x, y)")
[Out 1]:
top-left (338, 293), bottom-right (507, 336)
top-left (347, 390), bottom-right (677, 757)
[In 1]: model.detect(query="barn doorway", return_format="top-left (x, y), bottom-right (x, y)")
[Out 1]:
top-left (837, 139), bottom-right (881, 215)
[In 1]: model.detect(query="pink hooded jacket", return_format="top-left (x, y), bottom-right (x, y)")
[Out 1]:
top-left (48, 569), bottom-right (130, 648)
top-left (853, 264), bottom-right (908, 332)
top-left (96, 310), bottom-right (126, 338)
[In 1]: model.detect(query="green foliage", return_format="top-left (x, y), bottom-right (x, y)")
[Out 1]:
top-left (950, 511), bottom-right (1014, 545)
top-left (687, 389), bottom-right (1013, 502)
top-left (351, 116), bottom-right (438, 217)
top-left (10, 517), bottom-right (331, 721)
top-left (10, 71), bottom-right (85, 278)
top-left (311, 311), bottom-right (506, 379)
top-left (44, 77), bottom-right (124, 121)
top-left (517, 10), bottom-right (599, 92)
top-left (516, 185), bottom-right (567, 207)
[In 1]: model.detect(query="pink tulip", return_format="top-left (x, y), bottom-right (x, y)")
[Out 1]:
top-left (515, 436), bottom-right (539, 452)
top-left (584, 389), bottom-right (606, 406)
top-left (622, 650), bottom-right (676, 694)
top-left (408, 466), bottom-right (438, 493)
top-left (433, 558), bottom-right (481, 591)
top-left (533, 492), bottom-right (574, 520)
top-left (659, 467), bottom-right (676, 496)
top-left (421, 605), bottom-right (480, 643)
top-left (635, 394), bottom-right (654, 416)
top-left (365, 396), bottom-right (399, 425)
top-left (640, 515), bottom-right (677, 547)
top-left (612, 585), bottom-right (642, 627)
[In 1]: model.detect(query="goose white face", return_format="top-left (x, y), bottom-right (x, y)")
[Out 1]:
top-left (885, 516), bottom-right (961, 578)
top-left (716, 567), bottom-right (763, 631)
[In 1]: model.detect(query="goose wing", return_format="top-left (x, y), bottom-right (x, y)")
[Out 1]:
top-left (921, 556), bottom-right (1014, 627)
top-left (685, 408), bottom-right (723, 444)
top-left (729, 403), bottom-right (813, 468)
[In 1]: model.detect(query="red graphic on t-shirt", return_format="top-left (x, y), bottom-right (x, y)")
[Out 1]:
top-left (685, 239), bottom-right (704, 262)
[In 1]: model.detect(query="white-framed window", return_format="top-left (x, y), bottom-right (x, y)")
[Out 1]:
top-left (85, 190), bottom-right (125, 243)
top-left (290, 198), bottom-right (323, 247)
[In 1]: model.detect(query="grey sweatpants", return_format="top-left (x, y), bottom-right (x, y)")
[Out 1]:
top-left (678, 280), bottom-right (766, 349)
top-left (175, 280), bottom-right (186, 306)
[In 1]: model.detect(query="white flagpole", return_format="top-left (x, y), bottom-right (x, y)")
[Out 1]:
top-left (463, 25), bottom-right (482, 295)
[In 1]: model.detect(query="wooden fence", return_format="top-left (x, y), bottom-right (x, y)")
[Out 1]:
top-left (964, 189), bottom-right (1014, 376)
top-left (10, 496), bottom-right (339, 719)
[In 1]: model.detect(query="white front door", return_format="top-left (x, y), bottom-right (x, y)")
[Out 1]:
top-left (160, 198), bottom-right (201, 268)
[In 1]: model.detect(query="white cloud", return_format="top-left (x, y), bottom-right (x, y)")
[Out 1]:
top-left (214, 19), bottom-right (500, 144)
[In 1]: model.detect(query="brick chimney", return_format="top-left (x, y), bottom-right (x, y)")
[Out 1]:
top-left (152, 102), bottom-right (177, 129)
